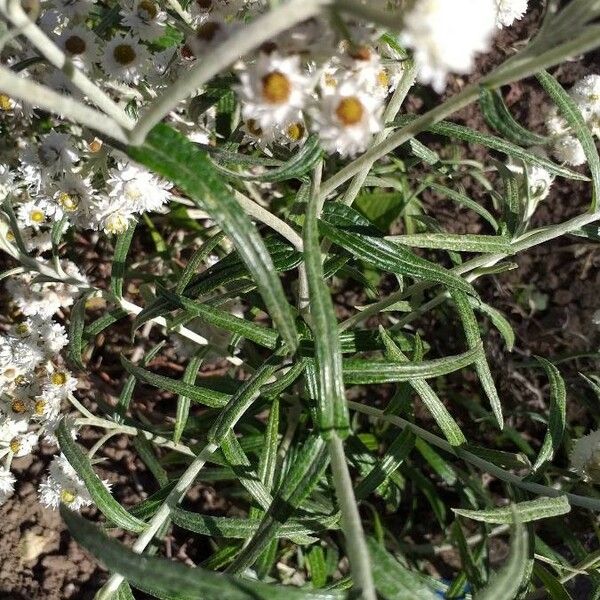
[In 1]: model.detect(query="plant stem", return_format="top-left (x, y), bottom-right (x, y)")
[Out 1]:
top-left (329, 434), bottom-right (377, 600)
top-left (97, 441), bottom-right (219, 598)
top-left (0, 66), bottom-right (130, 143)
top-left (348, 401), bottom-right (600, 512)
top-left (0, 0), bottom-right (133, 130)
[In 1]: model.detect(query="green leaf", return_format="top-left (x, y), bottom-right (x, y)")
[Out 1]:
top-left (392, 115), bottom-right (588, 180)
top-left (121, 356), bottom-right (229, 408)
top-left (127, 124), bottom-right (298, 352)
top-left (388, 233), bottom-right (511, 253)
top-left (133, 434), bottom-right (168, 487)
top-left (341, 344), bottom-right (480, 385)
top-left (303, 176), bottom-right (349, 437)
top-left (427, 183), bottom-right (498, 231)
top-left (207, 358), bottom-right (279, 445)
top-left (57, 421), bottom-right (146, 533)
top-left (307, 546), bottom-right (328, 588)
top-left (160, 287), bottom-right (279, 350)
top-left (533, 357), bottom-right (567, 471)
top-left (368, 538), bottom-right (438, 600)
top-left (68, 291), bottom-right (93, 370)
top-left (319, 205), bottom-right (475, 296)
top-left (110, 223), bottom-right (137, 299)
top-left (468, 297), bottom-right (515, 351)
top-left (115, 342), bottom-right (166, 421)
top-left (211, 135), bottom-right (323, 183)
top-left (355, 428), bottom-right (415, 500)
top-left (354, 192), bottom-right (406, 232)
top-left (227, 435), bottom-right (330, 574)
top-left (474, 516), bottom-right (529, 600)
top-left (171, 507), bottom-right (338, 540)
top-left (454, 496), bottom-right (571, 524)
top-left (533, 563), bottom-right (573, 600)
top-left (61, 507), bottom-right (345, 600)
top-left (451, 290), bottom-right (503, 430)
top-left (380, 328), bottom-right (466, 446)
top-left (479, 87), bottom-right (548, 147)
top-left (175, 231), bottom-right (227, 294)
top-left (537, 70), bottom-right (600, 211)
top-left (174, 349), bottom-right (206, 444)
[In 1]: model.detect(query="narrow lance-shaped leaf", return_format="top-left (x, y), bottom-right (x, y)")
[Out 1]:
top-left (533, 357), bottom-right (567, 471)
top-left (451, 290), bottom-right (504, 430)
top-left (208, 358), bottom-right (279, 445)
top-left (391, 114), bottom-right (588, 181)
top-left (427, 183), bottom-right (499, 231)
top-left (160, 287), bottom-right (279, 350)
top-left (474, 512), bottom-right (529, 600)
top-left (121, 355), bottom-right (230, 408)
top-left (479, 87), bottom-right (548, 147)
top-left (60, 507), bottom-right (346, 600)
top-left (68, 291), bottom-right (93, 370)
top-left (319, 213), bottom-right (475, 296)
top-left (226, 435), bottom-right (330, 574)
top-left (115, 341), bottom-right (166, 422)
top-left (110, 222), bottom-right (136, 299)
top-left (355, 428), bottom-right (416, 500)
top-left (537, 70), bottom-right (600, 211)
top-left (454, 495), bottom-right (571, 524)
top-left (380, 328), bottom-right (466, 446)
top-left (367, 538), bottom-right (438, 600)
top-left (468, 296), bottom-right (515, 351)
top-left (57, 421), bottom-right (146, 533)
top-left (127, 124), bottom-right (298, 351)
top-left (341, 344), bottom-right (480, 386)
top-left (174, 349), bottom-right (207, 444)
top-left (387, 233), bottom-right (511, 254)
top-left (303, 175), bottom-right (349, 438)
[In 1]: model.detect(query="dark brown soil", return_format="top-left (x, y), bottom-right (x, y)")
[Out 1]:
top-left (2, 5), bottom-right (600, 599)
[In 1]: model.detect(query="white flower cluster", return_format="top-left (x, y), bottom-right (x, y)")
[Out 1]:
top-left (0, 0), bottom-right (531, 184)
top-left (0, 266), bottom-right (84, 506)
top-left (545, 75), bottom-right (600, 166)
top-left (571, 429), bottom-right (600, 483)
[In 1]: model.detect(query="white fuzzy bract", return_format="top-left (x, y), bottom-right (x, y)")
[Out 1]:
top-left (495, 0), bottom-right (529, 28)
top-left (101, 35), bottom-right (150, 84)
top-left (400, 0), bottom-right (497, 93)
top-left (0, 467), bottom-right (15, 505)
top-left (571, 430), bottom-right (600, 483)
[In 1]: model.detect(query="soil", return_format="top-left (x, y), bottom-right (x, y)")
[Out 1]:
top-left (2, 4), bottom-right (600, 599)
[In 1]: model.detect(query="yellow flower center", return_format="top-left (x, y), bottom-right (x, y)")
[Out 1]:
top-left (65, 35), bottom-right (86, 56)
top-left (15, 323), bottom-right (30, 336)
top-left (377, 69), bottom-right (390, 88)
top-left (286, 121), bottom-right (305, 141)
top-left (34, 399), bottom-right (46, 415)
top-left (51, 371), bottom-right (68, 386)
top-left (58, 192), bottom-right (79, 211)
top-left (261, 71), bottom-right (291, 104)
top-left (11, 399), bottom-right (27, 414)
top-left (138, 0), bottom-right (158, 20)
top-left (0, 94), bottom-right (13, 111)
top-left (60, 489), bottom-right (77, 504)
top-left (6, 230), bottom-right (15, 241)
top-left (113, 44), bottom-right (136, 66)
top-left (30, 209), bottom-right (45, 223)
top-left (88, 138), bottom-right (103, 153)
top-left (336, 96), bottom-right (364, 126)
top-left (9, 438), bottom-right (21, 453)
top-left (14, 375), bottom-right (28, 387)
